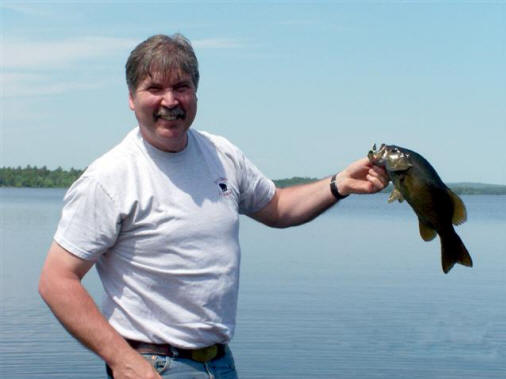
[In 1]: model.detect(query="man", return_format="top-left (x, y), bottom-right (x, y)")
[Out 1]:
top-left (39, 34), bottom-right (388, 379)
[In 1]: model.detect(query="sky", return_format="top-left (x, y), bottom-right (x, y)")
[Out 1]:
top-left (1, 1), bottom-right (505, 184)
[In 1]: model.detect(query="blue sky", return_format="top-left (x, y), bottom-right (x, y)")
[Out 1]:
top-left (1, 1), bottom-right (505, 184)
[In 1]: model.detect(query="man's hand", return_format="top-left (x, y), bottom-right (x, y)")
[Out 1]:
top-left (109, 351), bottom-right (162, 379)
top-left (38, 242), bottom-right (162, 379)
top-left (335, 157), bottom-right (389, 196)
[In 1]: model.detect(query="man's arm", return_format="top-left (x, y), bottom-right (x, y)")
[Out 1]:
top-left (251, 157), bottom-right (388, 228)
top-left (38, 242), bottom-right (161, 379)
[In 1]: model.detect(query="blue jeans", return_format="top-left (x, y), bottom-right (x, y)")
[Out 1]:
top-left (106, 345), bottom-right (238, 378)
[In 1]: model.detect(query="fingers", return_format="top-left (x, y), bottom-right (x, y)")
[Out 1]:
top-left (341, 157), bottom-right (372, 179)
top-left (366, 167), bottom-right (389, 192)
top-left (348, 158), bottom-right (388, 181)
top-left (369, 164), bottom-right (386, 176)
top-left (337, 156), bottom-right (390, 195)
top-left (338, 157), bottom-right (389, 195)
top-left (366, 173), bottom-right (387, 192)
top-left (367, 165), bottom-right (389, 188)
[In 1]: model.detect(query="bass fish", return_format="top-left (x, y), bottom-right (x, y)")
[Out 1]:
top-left (368, 144), bottom-right (473, 274)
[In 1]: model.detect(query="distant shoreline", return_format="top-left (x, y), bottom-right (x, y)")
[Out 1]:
top-left (274, 177), bottom-right (506, 195)
top-left (1, 167), bottom-right (505, 195)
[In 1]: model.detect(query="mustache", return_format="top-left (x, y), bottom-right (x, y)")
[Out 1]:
top-left (155, 106), bottom-right (186, 120)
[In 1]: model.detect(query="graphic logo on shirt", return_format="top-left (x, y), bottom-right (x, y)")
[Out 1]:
top-left (215, 177), bottom-right (232, 197)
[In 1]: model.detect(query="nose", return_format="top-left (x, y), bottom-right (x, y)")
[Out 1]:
top-left (161, 89), bottom-right (179, 108)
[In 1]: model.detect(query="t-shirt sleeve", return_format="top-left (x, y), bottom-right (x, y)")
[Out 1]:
top-left (54, 176), bottom-right (122, 261)
top-left (238, 153), bottom-right (276, 215)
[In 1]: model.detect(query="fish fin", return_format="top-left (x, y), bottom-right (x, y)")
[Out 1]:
top-left (418, 220), bottom-right (437, 241)
top-left (388, 187), bottom-right (404, 203)
top-left (440, 229), bottom-right (473, 274)
top-left (448, 189), bottom-right (467, 225)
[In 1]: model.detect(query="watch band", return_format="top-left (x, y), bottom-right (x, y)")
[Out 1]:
top-left (330, 174), bottom-right (349, 201)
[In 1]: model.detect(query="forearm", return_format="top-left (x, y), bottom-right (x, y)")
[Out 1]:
top-left (252, 158), bottom-right (389, 228)
top-left (38, 270), bottom-right (135, 367)
top-left (39, 244), bottom-right (160, 378)
top-left (255, 176), bottom-right (338, 228)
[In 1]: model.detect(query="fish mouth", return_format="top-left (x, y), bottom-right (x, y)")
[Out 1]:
top-left (369, 143), bottom-right (412, 172)
top-left (368, 143), bottom-right (387, 164)
top-left (156, 106), bottom-right (186, 121)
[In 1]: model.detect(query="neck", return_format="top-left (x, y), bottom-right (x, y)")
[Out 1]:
top-left (140, 128), bottom-right (189, 153)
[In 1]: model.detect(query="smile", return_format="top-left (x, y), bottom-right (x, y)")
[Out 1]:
top-left (158, 114), bottom-right (183, 121)
top-left (156, 107), bottom-right (186, 121)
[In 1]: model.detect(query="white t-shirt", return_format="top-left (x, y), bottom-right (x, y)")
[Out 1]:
top-left (54, 127), bottom-right (275, 348)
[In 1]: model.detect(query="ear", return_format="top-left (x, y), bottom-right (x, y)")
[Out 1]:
top-left (128, 91), bottom-right (135, 111)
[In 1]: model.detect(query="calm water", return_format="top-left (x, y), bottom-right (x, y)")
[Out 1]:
top-left (1, 188), bottom-right (505, 378)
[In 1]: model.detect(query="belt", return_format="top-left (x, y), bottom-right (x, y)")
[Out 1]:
top-left (126, 338), bottom-right (226, 363)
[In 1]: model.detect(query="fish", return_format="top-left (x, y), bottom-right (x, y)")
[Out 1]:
top-left (368, 144), bottom-right (473, 274)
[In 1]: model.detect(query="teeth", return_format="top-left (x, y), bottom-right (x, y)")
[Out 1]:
top-left (159, 115), bottom-right (177, 121)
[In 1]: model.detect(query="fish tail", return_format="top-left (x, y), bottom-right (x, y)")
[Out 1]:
top-left (440, 230), bottom-right (473, 274)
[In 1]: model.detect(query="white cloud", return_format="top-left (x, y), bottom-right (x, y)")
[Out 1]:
top-left (0, 72), bottom-right (103, 97)
top-left (0, 35), bottom-right (243, 97)
top-left (1, 36), bottom-right (137, 69)
top-left (1, 36), bottom-right (242, 70)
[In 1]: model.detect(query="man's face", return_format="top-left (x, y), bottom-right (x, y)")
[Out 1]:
top-left (129, 70), bottom-right (197, 152)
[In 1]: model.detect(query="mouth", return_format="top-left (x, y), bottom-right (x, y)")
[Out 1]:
top-left (155, 106), bottom-right (186, 121)
top-left (368, 143), bottom-right (386, 163)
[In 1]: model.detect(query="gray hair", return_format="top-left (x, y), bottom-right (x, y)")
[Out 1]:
top-left (125, 33), bottom-right (199, 92)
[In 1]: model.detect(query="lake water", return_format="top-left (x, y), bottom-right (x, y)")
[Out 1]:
top-left (1, 188), bottom-right (505, 378)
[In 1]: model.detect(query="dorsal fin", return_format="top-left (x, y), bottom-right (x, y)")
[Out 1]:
top-left (448, 189), bottom-right (467, 225)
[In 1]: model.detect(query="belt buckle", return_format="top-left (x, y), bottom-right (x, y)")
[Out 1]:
top-left (191, 345), bottom-right (218, 362)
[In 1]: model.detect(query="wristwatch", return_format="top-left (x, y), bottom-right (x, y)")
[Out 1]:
top-left (330, 174), bottom-right (349, 201)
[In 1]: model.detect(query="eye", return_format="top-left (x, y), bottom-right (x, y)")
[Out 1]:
top-left (174, 81), bottom-right (194, 93)
top-left (147, 85), bottom-right (162, 92)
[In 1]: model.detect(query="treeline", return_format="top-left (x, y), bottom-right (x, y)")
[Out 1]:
top-left (1, 167), bottom-right (312, 189)
top-left (0, 167), bottom-right (314, 189)
top-left (1, 167), bottom-right (505, 194)
top-left (273, 176), bottom-right (317, 188)
top-left (380, 182), bottom-right (506, 195)
top-left (0, 167), bottom-right (317, 189)
top-left (272, 177), bottom-right (506, 195)
top-left (448, 183), bottom-right (506, 195)
top-left (0, 166), bottom-right (84, 188)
